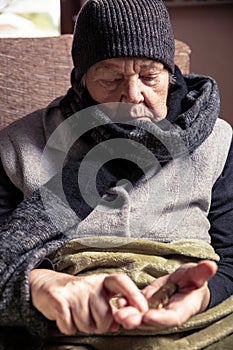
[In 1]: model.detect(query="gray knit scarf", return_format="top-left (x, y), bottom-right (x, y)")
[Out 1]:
top-left (59, 66), bottom-right (220, 163)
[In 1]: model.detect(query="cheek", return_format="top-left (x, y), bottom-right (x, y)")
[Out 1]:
top-left (85, 74), bottom-right (103, 103)
top-left (87, 82), bottom-right (119, 104)
top-left (143, 84), bottom-right (169, 118)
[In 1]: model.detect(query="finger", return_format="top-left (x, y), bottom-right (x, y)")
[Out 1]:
top-left (114, 306), bottom-right (143, 329)
top-left (142, 275), bottom-right (169, 300)
top-left (142, 303), bottom-right (189, 329)
top-left (89, 290), bottom-right (115, 334)
top-left (169, 260), bottom-right (217, 291)
top-left (71, 300), bottom-right (96, 334)
top-left (142, 282), bottom-right (210, 328)
top-left (189, 260), bottom-right (217, 286)
top-left (54, 303), bottom-right (77, 335)
top-left (142, 309), bottom-right (180, 329)
top-left (115, 296), bottom-right (129, 308)
top-left (109, 320), bottom-right (120, 332)
top-left (104, 274), bottom-right (148, 312)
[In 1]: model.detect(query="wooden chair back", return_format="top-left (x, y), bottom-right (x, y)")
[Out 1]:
top-left (0, 35), bottom-right (191, 130)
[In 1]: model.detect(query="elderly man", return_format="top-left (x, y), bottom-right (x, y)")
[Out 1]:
top-left (0, 0), bottom-right (233, 349)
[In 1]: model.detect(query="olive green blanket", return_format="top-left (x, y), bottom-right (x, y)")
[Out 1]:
top-left (44, 237), bottom-right (233, 350)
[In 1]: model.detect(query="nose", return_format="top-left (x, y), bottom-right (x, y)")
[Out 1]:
top-left (120, 77), bottom-right (144, 104)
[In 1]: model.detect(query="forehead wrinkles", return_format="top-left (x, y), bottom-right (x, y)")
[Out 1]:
top-left (98, 64), bottom-right (121, 75)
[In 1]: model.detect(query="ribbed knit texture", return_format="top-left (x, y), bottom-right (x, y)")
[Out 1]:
top-left (72, 0), bottom-right (175, 83)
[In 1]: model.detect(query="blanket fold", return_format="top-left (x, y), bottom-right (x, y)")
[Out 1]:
top-left (44, 237), bottom-right (233, 350)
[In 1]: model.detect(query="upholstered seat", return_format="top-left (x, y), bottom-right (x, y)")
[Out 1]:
top-left (0, 35), bottom-right (191, 130)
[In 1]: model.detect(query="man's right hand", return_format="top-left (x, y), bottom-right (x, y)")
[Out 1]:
top-left (29, 269), bottom-right (148, 335)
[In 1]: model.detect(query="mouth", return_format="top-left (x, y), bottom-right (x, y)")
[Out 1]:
top-left (128, 105), bottom-right (154, 121)
top-left (130, 116), bottom-right (153, 122)
top-left (99, 102), bottom-right (156, 122)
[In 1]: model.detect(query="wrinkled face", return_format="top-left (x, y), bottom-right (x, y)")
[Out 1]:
top-left (85, 57), bottom-right (170, 122)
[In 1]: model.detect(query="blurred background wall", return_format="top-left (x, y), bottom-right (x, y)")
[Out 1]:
top-left (167, 4), bottom-right (233, 125)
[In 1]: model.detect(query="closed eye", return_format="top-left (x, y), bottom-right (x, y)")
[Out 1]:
top-left (100, 79), bottom-right (122, 86)
top-left (140, 75), bottom-right (159, 86)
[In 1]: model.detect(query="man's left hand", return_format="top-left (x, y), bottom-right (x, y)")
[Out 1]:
top-left (114, 260), bottom-right (217, 330)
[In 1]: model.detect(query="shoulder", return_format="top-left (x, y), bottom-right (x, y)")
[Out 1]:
top-left (203, 118), bottom-right (232, 158)
top-left (0, 97), bottom-right (65, 194)
top-left (190, 118), bottom-right (232, 186)
top-left (0, 108), bottom-right (45, 145)
top-left (213, 118), bottom-right (232, 136)
top-left (210, 119), bottom-right (233, 183)
top-left (211, 118), bottom-right (232, 163)
top-left (0, 97), bottom-right (64, 149)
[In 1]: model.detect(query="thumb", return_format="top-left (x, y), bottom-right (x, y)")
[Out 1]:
top-left (169, 260), bottom-right (217, 291)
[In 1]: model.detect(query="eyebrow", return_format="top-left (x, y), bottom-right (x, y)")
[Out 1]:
top-left (140, 63), bottom-right (159, 69)
top-left (140, 63), bottom-right (164, 72)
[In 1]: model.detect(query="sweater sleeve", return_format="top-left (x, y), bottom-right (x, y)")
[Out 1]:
top-left (0, 159), bottom-right (23, 225)
top-left (0, 188), bottom-right (71, 349)
top-left (207, 134), bottom-right (233, 308)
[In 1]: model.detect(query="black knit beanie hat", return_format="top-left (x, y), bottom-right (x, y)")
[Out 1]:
top-left (72, 0), bottom-right (175, 83)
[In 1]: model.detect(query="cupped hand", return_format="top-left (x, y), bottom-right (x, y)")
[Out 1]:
top-left (114, 260), bottom-right (217, 330)
top-left (29, 269), bottom-right (148, 335)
